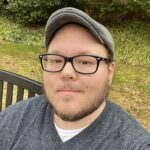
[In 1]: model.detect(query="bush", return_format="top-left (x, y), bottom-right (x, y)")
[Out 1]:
top-left (76, 0), bottom-right (150, 23)
top-left (2, 0), bottom-right (150, 25)
top-left (127, 0), bottom-right (150, 18)
top-left (5, 0), bottom-right (60, 25)
top-left (0, 0), bottom-right (3, 13)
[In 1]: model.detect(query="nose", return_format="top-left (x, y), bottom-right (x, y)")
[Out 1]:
top-left (61, 62), bottom-right (77, 80)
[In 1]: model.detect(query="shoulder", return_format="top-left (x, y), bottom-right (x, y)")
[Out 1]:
top-left (0, 95), bottom-right (49, 125)
top-left (107, 101), bottom-right (145, 128)
top-left (107, 101), bottom-right (150, 149)
top-left (0, 95), bottom-right (49, 147)
top-left (0, 95), bottom-right (48, 118)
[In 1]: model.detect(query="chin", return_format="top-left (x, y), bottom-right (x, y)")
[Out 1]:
top-left (53, 101), bottom-right (101, 122)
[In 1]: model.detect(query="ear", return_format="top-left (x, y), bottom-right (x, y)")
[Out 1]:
top-left (108, 61), bottom-right (115, 85)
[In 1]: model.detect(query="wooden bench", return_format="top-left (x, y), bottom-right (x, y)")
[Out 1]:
top-left (0, 69), bottom-right (43, 111)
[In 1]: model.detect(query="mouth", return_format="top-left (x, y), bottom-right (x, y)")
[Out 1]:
top-left (58, 89), bottom-right (80, 93)
top-left (57, 88), bottom-right (81, 95)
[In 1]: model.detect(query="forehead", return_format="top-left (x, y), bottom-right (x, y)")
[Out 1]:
top-left (48, 24), bottom-right (108, 56)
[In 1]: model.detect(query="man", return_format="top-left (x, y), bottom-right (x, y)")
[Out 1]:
top-left (0, 7), bottom-right (150, 150)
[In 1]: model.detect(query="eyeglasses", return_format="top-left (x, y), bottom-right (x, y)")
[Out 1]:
top-left (39, 54), bottom-right (112, 74)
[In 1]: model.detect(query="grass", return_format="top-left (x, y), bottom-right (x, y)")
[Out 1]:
top-left (111, 63), bottom-right (150, 130)
top-left (0, 40), bottom-right (43, 81)
top-left (0, 16), bottom-right (150, 131)
top-left (107, 21), bottom-right (150, 68)
top-left (0, 16), bottom-right (44, 46)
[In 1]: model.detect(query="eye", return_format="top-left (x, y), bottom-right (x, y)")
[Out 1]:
top-left (75, 57), bottom-right (96, 65)
top-left (45, 55), bottom-right (64, 64)
top-left (79, 60), bottom-right (93, 65)
top-left (49, 58), bottom-right (63, 63)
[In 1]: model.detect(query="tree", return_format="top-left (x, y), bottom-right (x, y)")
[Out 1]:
top-left (3, 0), bottom-right (9, 5)
top-left (114, 0), bottom-right (129, 5)
top-left (60, 0), bottom-right (78, 7)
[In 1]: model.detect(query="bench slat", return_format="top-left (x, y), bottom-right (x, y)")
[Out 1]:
top-left (17, 87), bottom-right (24, 102)
top-left (28, 91), bottom-right (35, 98)
top-left (6, 83), bottom-right (13, 107)
top-left (0, 81), bottom-right (4, 111)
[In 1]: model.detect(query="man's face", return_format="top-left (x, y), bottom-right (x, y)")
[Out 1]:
top-left (43, 24), bottom-right (115, 122)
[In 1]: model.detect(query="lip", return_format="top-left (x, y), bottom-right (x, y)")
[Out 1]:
top-left (57, 88), bottom-right (81, 95)
top-left (58, 89), bottom-right (80, 93)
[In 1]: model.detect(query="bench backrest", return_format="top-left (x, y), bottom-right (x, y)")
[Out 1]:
top-left (0, 69), bottom-right (43, 111)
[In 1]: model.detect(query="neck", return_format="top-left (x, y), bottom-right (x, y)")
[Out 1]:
top-left (54, 100), bottom-right (106, 130)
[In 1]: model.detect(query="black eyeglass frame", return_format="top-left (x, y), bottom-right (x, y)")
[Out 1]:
top-left (39, 54), bottom-right (113, 74)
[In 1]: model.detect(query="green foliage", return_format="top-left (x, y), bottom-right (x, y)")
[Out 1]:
top-left (0, 0), bottom-right (3, 13)
top-left (5, 0), bottom-right (60, 25)
top-left (1, 0), bottom-right (149, 25)
top-left (76, 0), bottom-right (150, 22)
top-left (127, 0), bottom-right (150, 17)
top-left (0, 0), bottom-right (2, 5)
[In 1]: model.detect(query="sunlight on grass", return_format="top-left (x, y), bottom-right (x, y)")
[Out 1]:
top-left (0, 17), bottom-right (44, 46)
top-left (0, 40), bottom-right (43, 81)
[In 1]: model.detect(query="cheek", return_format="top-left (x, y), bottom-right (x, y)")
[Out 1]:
top-left (43, 72), bottom-right (49, 86)
top-left (84, 72), bottom-right (109, 91)
top-left (43, 72), bottom-right (56, 91)
top-left (83, 76), bottom-right (100, 93)
top-left (43, 72), bottom-right (56, 82)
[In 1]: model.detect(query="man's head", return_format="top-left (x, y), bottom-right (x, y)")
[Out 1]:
top-left (40, 7), bottom-right (115, 124)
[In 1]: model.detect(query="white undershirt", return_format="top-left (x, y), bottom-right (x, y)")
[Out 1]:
top-left (54, 122), bottom-right (87, 142)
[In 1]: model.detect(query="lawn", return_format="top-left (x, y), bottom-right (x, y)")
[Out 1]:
top-left (0, 17), bottom-right (150, 131)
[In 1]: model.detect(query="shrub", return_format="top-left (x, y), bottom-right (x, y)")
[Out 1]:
top-left (5, 0), bottom-right (60, 25)
top-left (0, 0), bottom-right (3, 13)
top-left (127, 0), bottom-right (150, 18)
top-left (2, 0), bottom-right (150, 25)
top-left (76, 0), bottom-right (150, 22)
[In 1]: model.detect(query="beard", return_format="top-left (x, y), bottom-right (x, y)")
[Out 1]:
top-left (44, 80), bottom-right (110, 122)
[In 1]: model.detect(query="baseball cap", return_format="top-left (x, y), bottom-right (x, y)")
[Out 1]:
top-left (45, 7), bottom-right (115, 58)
